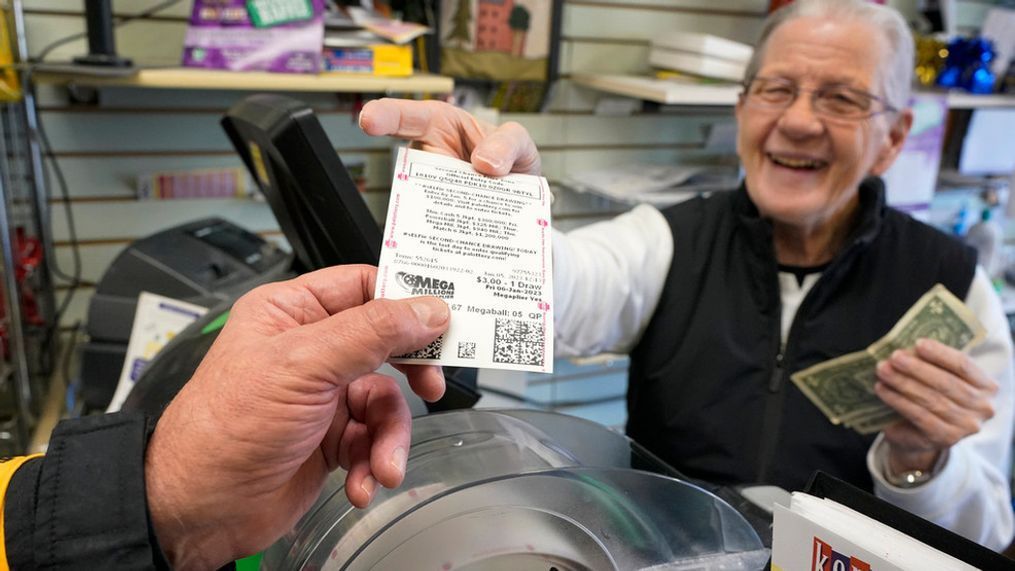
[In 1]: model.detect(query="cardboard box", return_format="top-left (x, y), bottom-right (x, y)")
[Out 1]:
top-left (322, 44), bottom-right (412, 76)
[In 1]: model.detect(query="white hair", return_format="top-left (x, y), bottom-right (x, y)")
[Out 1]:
top-left (743, 0), bottom-right (914, 110)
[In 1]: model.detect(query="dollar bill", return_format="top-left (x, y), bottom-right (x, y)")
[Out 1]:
top-left (846, 408), bottom-right (902, 435)
top-left (791, 351), bottom-right (879, 424)
top-left (868, 284), bottom-right (986, 361)
top-left (790, 284), bottom-right (986, 434)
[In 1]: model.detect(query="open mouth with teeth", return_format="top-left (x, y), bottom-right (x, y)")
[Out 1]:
top-left (768, 153), bottom-right (828, 170)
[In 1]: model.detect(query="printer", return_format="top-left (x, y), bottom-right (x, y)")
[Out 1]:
top-left (77, 217), bottom-right (291, 411)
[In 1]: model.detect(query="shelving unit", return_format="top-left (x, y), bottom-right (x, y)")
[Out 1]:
top-left (572, 73), bottom-right (1015, 110)
top-left (33, 67), bottom-right (455, 94)
top-left (572, 73), bottom-right (740, 106)
top-left (0, 1), bottom-right (63, 455)
top-left (946, 92), bottom-right (1015, 109)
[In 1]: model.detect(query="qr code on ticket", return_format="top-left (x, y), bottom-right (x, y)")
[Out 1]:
top-left (458, 341), bottom-right (477, 359)
top-left (493, 318), bottom-right (544, 367)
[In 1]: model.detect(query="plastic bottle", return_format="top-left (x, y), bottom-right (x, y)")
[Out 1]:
top-left (952, 202), bottom-right (971, 236)
top-left (965, 208), bottom-right (1004, 278)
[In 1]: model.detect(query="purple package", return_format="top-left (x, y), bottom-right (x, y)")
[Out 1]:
top-left (182, 0), bottom-right (325, 74)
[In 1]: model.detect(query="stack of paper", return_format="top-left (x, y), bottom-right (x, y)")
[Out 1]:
top-left (324, 6), bottom-right (430, 47)
top-left (772, 492), bottom-right (977, 570)
top-left (563, 163), bottom-right (739, 206)
top-left (322, 6), bottom-right (430, 75)
top-left (649, 32), bottom-right (753, 82)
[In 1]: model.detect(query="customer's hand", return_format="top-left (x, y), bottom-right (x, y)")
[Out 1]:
top-left (359, 98), bottom-right (542, 176)
top-left (144, 265), bottom-right (450, 569)
top-left (875, 338), bottom-right (998, 475)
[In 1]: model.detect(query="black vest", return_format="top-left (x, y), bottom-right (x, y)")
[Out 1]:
top-left (627, 178), bottom-right (977, 492)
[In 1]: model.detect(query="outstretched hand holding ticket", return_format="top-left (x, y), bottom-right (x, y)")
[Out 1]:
top-left (358, 98), bottom-right (542, 176)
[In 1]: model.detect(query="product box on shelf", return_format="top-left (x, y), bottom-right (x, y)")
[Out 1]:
top-left (322, 44), bottom-right (413, 76)
top-left (182, 0), bottom-right (325, 73)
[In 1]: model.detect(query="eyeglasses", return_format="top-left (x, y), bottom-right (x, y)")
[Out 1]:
top-left (741, 76), bottom-right (898, 121)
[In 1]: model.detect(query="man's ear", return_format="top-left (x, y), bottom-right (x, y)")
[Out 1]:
top-left (870, 108), bottom-right (913, 176)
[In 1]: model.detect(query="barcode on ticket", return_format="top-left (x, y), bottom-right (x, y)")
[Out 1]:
top-left (397, 335), bottom-right (445, 360)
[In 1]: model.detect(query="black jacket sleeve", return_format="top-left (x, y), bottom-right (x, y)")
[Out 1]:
top-left (4, 411), bottom-right (172, 569)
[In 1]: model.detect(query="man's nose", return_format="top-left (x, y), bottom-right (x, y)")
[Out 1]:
top-left (776, 93), bottom-right (825, 137)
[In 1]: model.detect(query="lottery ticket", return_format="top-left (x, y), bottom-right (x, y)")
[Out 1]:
top-left (374, 147), bottom-right (554, 373)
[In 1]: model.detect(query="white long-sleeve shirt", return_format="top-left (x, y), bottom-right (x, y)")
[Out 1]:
top-left (553, 204), bottom-right (1014, 551)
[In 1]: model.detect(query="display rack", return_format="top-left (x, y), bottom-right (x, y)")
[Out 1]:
top-left (572, 73), bottom-right (740, 106)
top-left (32, 67), bottom-right (455, 94)
top-left (572, 73), bottom-right (1015, 110)
top-left (945, 92), bottom-right (1015, 109)
top-left (0, 92), bottom-right (49, 455)
top-left (0, 1), bottom-right (70, 454)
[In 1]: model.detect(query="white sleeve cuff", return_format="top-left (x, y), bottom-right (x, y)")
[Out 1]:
top-left (867, 433), bottom-right (963, 520)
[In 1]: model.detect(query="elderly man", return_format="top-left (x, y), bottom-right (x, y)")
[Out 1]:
top-left (359, 0), bottom-right (1014, 551)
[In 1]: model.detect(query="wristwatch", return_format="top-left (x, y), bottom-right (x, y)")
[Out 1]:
top-left (884, 468), bottom-right (933, 488)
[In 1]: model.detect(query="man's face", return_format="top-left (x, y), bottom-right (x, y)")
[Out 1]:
top-left (735, 17), bottom-right (910, 230)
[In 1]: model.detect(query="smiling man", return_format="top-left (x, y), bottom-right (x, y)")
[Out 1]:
top-left (735, 15), bottom-right (912, 265)
top-left (358, 0), bottom-right (1014, 551)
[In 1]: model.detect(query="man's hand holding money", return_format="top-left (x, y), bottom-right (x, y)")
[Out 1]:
top-left (791, 284), bottom-right (996, 478)
top-left (875, 337), bottom-right (999, 474)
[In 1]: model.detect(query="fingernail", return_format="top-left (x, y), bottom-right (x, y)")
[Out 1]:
top-left (361, 475), bottom-right (376, 499)
top-left (390, 446), bottom-right (407, 477)
top-left (410, 298), bottom-right (449, 327)
top-left (357, 105), bottom-right (368, 129)
top-left (474, 152), bottom-right (505, 173)
top-left (435, 367), bottom-right (447, 399)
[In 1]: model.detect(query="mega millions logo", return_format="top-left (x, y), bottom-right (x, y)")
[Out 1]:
top-left (395, 272), bottom-right (456, 298)
top-left (812, 537), bottom-right (871, 571)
